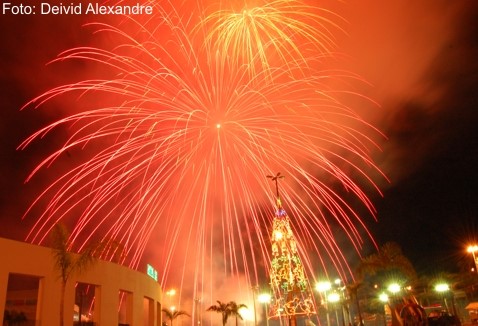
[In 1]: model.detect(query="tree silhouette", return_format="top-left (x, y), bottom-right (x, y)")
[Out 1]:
top-left (207, 300), bottom-right (247, 326)
top-left (350, 242), bottom-right (417, 326)
top-left (358, 242), bottom-right (416, 280)
top-left (207, 301), bottom-right (230, 326)
top-left (50, 223), bottom-right (121, 326)
top-left (161, 308), bottom-right (190, 326)
top-left (226, 301), bottom-right (247, 326)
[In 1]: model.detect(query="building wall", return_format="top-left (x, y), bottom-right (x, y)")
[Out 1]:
top-left (0, 237), bottom-right (162, 326)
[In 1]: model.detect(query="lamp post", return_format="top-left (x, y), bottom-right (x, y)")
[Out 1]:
top-left (258, 293), bottom-right (271, 326)
top-left (378, 293), bottom-right (389, 326)
top-left (468, 245), bottom-right (478, 273)
top-left (385, 283), bottom-right (401, 326)
top-left (435, 283), bottom-right (450, 313)
top-left (316, 281), bottom-right (332, 326)
top-left (334, 279), bottom-right (347, 326)
top-left (387, 283), bottom-right (401, 304)
top-left (164, 287), bottom-right (177, 325)
top-left (165, 289), bottom-right (176, 310)
top-left (328, 292), bottom-right (341, 326)
top-left (251, 286), bottom-right (258, 326)
top-left (194, 297), bottom-right (201, 326)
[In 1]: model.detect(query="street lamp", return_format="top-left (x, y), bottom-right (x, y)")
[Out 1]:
top-left (316, 281), bottom-right (332, 292)
top-left (386, 283), bottom-right (401, 310)
top-left (328, 293), bottom-right (341, 302)
top-left (316, 281), bottom-right (332, 326)
top-left (328, 292), bottom-right (341, 326)
top-left (258, 293), bottom-right (271, 326)
top-left (435, 283), bottom-right (450, 313)
top-left (382, 283), bottom-right (401, 326)
top-left (378, 293), bottom-right (389, 326)
top-left (194, 298), bottom-right (201, 326)
top-left (467, 245), bottom-right (478, 273)
top-left (252, 286), bottom-right (258, 326)
top-left (379, 293), bottom-right (389, 302)
top-left (165, 289), bottom-right (177, 312)
top-left (387, 283), bottom-right (400, 295)
top-left (239, 306), bottom-right (254, 324)
top-left (334, 279), bottom-right (348, 326)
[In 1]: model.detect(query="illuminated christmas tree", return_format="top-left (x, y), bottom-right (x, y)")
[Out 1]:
top-left (267, 173), bottom-right (316, 325)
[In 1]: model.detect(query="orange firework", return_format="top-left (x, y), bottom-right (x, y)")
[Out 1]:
top-left (19, 0), bottom-right (384, 303)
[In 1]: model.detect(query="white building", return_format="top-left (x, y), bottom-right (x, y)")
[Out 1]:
top-left (0, 237), bottom-right (162, 326)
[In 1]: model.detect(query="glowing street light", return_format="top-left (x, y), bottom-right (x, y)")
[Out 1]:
top-left (252, 285), bottom-right (258, 326)
top-left (316, 281), bottom-right (332, 293)
top-left (327, 292), bottom-right (341, 326)
top-left (379, 293), bottom-right (389, 303)
top-left (378, 293), bottom-right (389, 326)
top-left (258, 293), bottom-right (271, 326)
top-left (316, 281), bottom-right (332, 326)
top-left (165, 289), bottom-right (177, 310)
top-left (435, 283), bottom-right (450, 313)
top-left (387, 283), bottom-right (401, 294)
top-left (166, 289), bottom-right (176, 297)
top-left (333, 279), bottom-right (348, 326)
top-left (434, 283), bottom-right (449, 292)
top-left (239, 306), bottom-right (254, 323)
top-left (386, 283), bottom-right (401, 310)
top-left (328, 292), bottom-right (340, 303)
top-left (258, 293), bottom-right (271, 303)
top-left (467, 245), bottom-right (478, 273)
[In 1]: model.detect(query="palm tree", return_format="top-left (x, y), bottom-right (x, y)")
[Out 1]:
top-left (161, 308), bottom-right (190, 326)
top-left (352, 242), bottom-right (417, 326)
top-left (50, 223), bottom-right (118, 326)
top-left (207, 301), bottom-right (231, 326)
top-left (227, 301), bottom-right (247, 326)
top-left (346, 281), bottom-right (364, 326)
top-left (358, 242), bottom-right (417, 280)
top-left (207, 300), bottom-right (246, 326)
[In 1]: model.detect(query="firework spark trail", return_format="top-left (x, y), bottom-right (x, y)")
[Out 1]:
top-left (200, 0), bottom-right (345, 80)
top-left (20, 0), bottom-right (385, 300)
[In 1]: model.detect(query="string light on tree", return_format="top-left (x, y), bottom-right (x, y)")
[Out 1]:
top-left (267, 173), bottom-right (315, 325)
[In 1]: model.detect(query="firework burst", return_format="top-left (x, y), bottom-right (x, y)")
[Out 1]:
top-left (200, 0), bottom-right (344, 79)
top-left (20, 0), bottom-right (384, 301)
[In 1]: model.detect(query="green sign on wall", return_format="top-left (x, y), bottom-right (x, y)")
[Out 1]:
top-left (147, 264), bottom-right (158, 281)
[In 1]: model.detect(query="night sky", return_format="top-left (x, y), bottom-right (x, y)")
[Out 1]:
top-left (1, 0), bottom-right (478, 282)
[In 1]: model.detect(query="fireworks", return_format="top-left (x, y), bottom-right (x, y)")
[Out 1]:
top-left (20, 0), bottom-right (384, 299)
top-left (200, 0), bottom-right (343, 79)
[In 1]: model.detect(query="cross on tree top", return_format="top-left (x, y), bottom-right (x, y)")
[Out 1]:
top-left (267, 172), bottom-right (284, 199)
